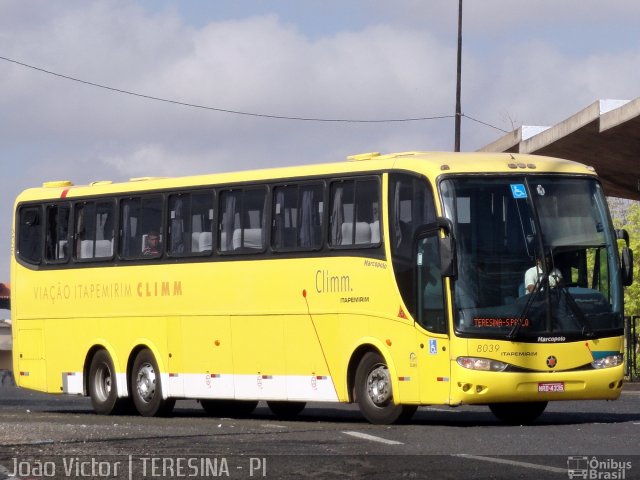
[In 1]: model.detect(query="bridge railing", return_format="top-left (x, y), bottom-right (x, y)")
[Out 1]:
top-left (625, 315), bottom-right (639, 382)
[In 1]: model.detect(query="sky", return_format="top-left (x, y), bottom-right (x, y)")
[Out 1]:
top-left (1, 0), bottom-right (639, 285)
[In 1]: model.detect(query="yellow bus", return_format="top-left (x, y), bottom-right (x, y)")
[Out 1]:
top-left (11, 151), bottom-right (634, 424)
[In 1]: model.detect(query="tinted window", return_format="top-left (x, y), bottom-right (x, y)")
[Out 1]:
top-left (168, 191), bottom-right (214, 256)
top-left (120, 196), bottom-right (163, 259)
top-left (389, 174), bottom-right (436, 259)
top-left (18, 206), bottom-right (43, 264)
top-left (329, 178), bottom-right (380, 247)
top-left (74, 201), bottom-right (115, 260)
top-left (219, 188), bottom-right (267, 253)
top-left (45, 204), bottom-right (70, 263)
top-left (388, 174), bottom-right (437, 316)
top-left (272, 183), bottom-right (323, 250)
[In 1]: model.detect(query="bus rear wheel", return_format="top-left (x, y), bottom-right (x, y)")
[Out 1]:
top-left (489, 401), bottom-right (547, 425)
top-left (267, 401), bottom-right (306, 419)
top-left (130, 349), bottom-right (175, 417)
top-left (354, 352), bottom-right (415, 424)
top-left (200, 399), bottom-right (258, 417)
top-left (88, 350), bottom-right (124, 415)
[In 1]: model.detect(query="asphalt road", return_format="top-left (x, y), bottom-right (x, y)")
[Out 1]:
top-left (1, 382), bottom-right (639, 479)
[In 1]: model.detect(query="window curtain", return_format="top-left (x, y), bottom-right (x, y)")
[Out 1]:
top-left (170, 197), bottom-right (185, 254)
top-left (299, 188), bottom-right (315, 248)
top-left (330, 186), bottom-right (343, 245)
top-left (222, 193), bottom-right (236, 251)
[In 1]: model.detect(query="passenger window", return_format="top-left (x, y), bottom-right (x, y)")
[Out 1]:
top-left (389, 174), bottom-right (436, 259)
top-left (45, 204), bottom-right (71, 263)
top-left (18, 206), bottom-right (43, 264)
top-left (219, 187), bottom-right (267, 253)
top-left (120, 196), bottom-right (163, 259)
top-left (272, 183), bottom-right (323, 250)
top-left (74, 201), bottom-right (114, 260)
top-left (168, 191), bottom-right (214, 256)
top-left (329, 178), bottom-right (380, 247)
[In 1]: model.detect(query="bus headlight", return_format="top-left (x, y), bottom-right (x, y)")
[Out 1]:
top-left (591, 354), bottom-right (623, 369)
top-left (457, 357), bottom-right (508, 372)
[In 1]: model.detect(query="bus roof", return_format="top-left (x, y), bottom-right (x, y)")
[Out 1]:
top-left (16, 151), bottom-right (596, 202)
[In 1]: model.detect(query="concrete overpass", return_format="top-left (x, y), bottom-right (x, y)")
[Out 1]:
top-left (480, 98), bottom-right (640, 201)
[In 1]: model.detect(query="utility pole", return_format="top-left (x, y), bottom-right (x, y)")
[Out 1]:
top-left (454, 0), bottom-right (463, 152)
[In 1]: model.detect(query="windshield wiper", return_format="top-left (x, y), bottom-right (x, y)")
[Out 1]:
top-left (508, 275), bottom-right (596, 339)
top-left (508, 273), bottom-right (547, 340)
top-left (556, 283), bottom-right (595, 337)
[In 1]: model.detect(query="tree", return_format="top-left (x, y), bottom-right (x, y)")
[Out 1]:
top-left (619, 201), bottom-right (640, 317)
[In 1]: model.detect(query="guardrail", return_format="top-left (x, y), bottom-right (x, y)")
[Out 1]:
top-left (625, 315), bottom-right (639, 381)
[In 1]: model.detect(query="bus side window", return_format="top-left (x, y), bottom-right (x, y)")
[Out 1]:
top-left (120, 196), bottom-right (162, 259)
top-left (18, 206), bottom-right (43, 264)
top-left (219, 188), bottom-right (266, 253)
top-left (74, 201), bottom-right (114, 260)
top-left (272, 182), bottom-right (323, 251)
top-left (168, 191), bottom-right (214, 256)
top-left (45, 204), bottom-right (70, 262)
top-left (330, 178), bottom-right (380, 247)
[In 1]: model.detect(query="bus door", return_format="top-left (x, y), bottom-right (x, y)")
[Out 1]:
top-left (415, 226), bottom-right (453, 405)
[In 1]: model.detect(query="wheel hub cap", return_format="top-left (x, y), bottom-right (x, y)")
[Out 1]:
top-left (136, 363), bottom-right (156, 403)
top-left (366, 365), bottom-right (391, 406)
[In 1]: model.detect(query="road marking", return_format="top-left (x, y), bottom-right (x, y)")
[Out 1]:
top-left (423, 407), bottom-right (457, 413)
top-left (260, 424), bottom-right (287, 429)
top-left (343, 431), bottom-right (403, 445)
top-left (455, 454), bottom-right (566, 474)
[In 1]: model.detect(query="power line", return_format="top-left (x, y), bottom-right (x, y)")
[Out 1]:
top-left (463, 113), bottom-right (509, 133)
top-left (0, 54), bottom-right (506, 131)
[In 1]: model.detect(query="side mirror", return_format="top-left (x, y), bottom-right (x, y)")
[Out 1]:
top-left (416, 217), bottom-right (457, 279)
top-left (621, 247), bottom-right (633, 286)
top-left (439, 234), bottom-right (457, 278)
top-left (617, 229), bottom-right (633, 286)
top-left (616, 229), bottom-right (630, 244)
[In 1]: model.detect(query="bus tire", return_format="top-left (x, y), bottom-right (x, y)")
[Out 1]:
top-left (130, 349), bottom-right (175, 417)
top-left (267, 401), bottom-right (306, 419)
top-left (200, 399), bottom-right (258, 417)
top-left (354, 351), bottom-right (411, 425)
top-left (88, 350), bottom-right (123, 415)
top-left (489, 401), bottom-right (547, 425)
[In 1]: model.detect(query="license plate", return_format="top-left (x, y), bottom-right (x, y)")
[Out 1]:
top-left (538, 382), bottom-right (565, 393)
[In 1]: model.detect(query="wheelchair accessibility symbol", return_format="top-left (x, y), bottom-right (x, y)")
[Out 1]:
top-left (510, 184), bottom-right (528, 199)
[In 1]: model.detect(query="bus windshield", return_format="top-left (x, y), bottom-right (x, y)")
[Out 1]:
top-left (440, 176), bottom-right (623, 341)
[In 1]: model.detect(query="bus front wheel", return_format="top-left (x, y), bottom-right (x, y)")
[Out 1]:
top-left (130, 349), bottom-right (175, 417)
top-left (88, 350), bottom-right (123, 415)
top-left (489, 401), bottom-right (547, 425)
top-left (354, 352), bottom-right (415, 424)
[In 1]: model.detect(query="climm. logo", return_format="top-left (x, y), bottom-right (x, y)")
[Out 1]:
top-left (137, 281), bottom-right (183, 297)
top-left (315, 270), bottom-right (352, 293)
